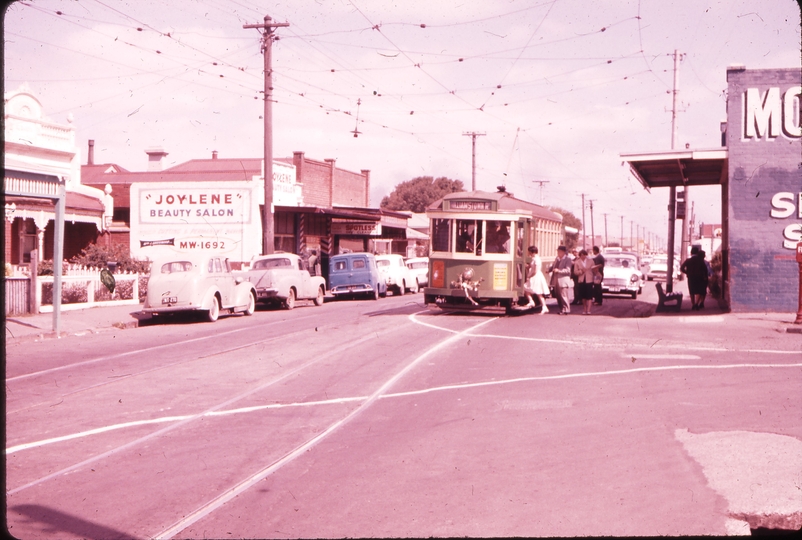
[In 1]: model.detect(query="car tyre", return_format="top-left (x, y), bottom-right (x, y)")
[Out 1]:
top-left (410, 278), bottom-right (419, 293)
top-left (397, 280), bottom-right (405, 295)
top-left (372, 287), bottom-right (380, 300)
top-left (314, 286), bottom-right (325, 306)
top-left (284, 288), bottom-right (296, 310)
top-left (244, 291), bottom-right (256, 316)
top-left (205, 295), bottom-right (220, 322)
top-left (630, 290), bottom-right (637, 299)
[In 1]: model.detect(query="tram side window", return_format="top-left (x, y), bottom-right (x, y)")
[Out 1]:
top-left (456, 219), bottom-right (483, 255)
top-left (432, 218), bottom-right (451, 252)
top-left (486, 220), bottom-right (511, 254)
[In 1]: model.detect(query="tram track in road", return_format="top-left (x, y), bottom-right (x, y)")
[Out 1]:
top-left (5, 325), bottom-right (393, 496)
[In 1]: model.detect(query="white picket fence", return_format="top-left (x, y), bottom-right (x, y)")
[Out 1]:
top-left (37, 264), bottom-right (145, 313)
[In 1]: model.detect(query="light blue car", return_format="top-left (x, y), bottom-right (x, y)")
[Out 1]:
top-left (328, 252), bottom-right (387, 300)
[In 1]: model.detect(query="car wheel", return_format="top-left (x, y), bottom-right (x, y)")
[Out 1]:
top-left (379, 287), bottom-right (387, 298)
top-left (243, 291), bottom-right (256, 316)
top-left (314, 286), bottom-right (325, 306)
top-left (398, 280), bottom-right (405, 295)
top-left (410, 278), bottom-right (419, 293)
top-left (372, 287), bottom-right (380, 300)
top-left (284, 288), bottom-right (296, 310)
top-left (205, 295), bottom-right (220, 322)
top-left (630, 290), bottom-right (637, 299)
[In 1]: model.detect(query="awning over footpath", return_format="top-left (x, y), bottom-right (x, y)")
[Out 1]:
top-left (621, 148), bottom-right (728, 191)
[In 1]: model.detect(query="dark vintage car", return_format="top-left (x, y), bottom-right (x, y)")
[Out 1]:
top-left (328, 252), bottom-right (387, 300)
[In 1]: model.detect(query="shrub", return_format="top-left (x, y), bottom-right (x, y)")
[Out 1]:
top-left (70, 244), bottom-right (150, 274)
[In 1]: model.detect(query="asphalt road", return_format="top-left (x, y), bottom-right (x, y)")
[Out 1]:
top-left (5, 284), bottom-right (802, 538)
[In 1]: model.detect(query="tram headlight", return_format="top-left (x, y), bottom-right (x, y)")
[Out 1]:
top-left (432, 260), bottom-right (445, 288)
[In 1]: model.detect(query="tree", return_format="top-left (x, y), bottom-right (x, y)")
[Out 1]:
top-left (549, 206), bottom-right (582, 251)
top-left (381, 176), bottom-right (465, 213)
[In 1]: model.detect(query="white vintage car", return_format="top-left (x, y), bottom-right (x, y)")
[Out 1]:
top-left (143, 254), bottom-right (256, 322)
top-left (376, 253), bottom-right (419, 295)
top-left (405, 256), bottom-right (429, 287)
top-left (238, 252), bottom-right (326, 309)
top-left (601, 254), bottom-right (644, 299)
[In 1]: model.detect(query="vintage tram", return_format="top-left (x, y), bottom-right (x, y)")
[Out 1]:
top-left (423, 188), bottom-right (563, 313)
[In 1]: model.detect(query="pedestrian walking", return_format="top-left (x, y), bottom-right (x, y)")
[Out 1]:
top-left (573, 249), bottom-right (595, 315)
top-left (680, 246), bottom-right (709, 310)
top-left (524, 246), bottom-right (550, 314)
top-left (549, 246), bottom-right (574, 314)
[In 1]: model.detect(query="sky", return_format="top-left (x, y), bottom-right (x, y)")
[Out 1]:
top-left (4, 0), bottom-right (801, 249)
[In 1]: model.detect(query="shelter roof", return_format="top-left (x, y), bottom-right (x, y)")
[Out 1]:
top-left (620, 148), bottom-right (728, 191)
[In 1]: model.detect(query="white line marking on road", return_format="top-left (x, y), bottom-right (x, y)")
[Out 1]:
top-left (153, 316), bottom-right (498, 539)
top-left (381, 362), bottom-right (802, 399)
top-left (9, 361), bottom-right (801, 457)
top-left (677, 316), bottom-right (725, 323)
top-left (5, 331), bottom-right (383, 495)
top-left (622, 354), bottom-right (702, 360)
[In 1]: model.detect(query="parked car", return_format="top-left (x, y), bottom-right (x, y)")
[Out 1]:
top-left (143, 254), bottom-right (256, 322)
top-left (238, 252), bottom-right (326, 310)
top-left (405, 256), bottom-right (429, 287)
top-left (601, 254), bottom-right (643, 298)
top-left (646, 255), bottom-right (680, 281)
top-left (329, 252), bottom-right (387, 300)
top-left (376, 253), bottom-right (418, 295)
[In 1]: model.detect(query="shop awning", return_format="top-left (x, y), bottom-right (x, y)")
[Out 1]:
top-left (621, 148), bottom-right (728, 192)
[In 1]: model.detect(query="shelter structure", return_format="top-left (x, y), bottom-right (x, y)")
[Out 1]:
top-left (622, 66), bottom-right (802, 312)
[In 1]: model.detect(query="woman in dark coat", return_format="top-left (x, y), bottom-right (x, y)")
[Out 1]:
top-left (680, 246), bottom-right (709, 310)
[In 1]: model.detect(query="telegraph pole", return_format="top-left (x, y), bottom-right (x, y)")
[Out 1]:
top-left (603, 213), bottom-right (608, 247)
top-left (463, 132), bottom-right (485, 191)
top-left (244, 15), bottom-right (289, 255)
top-left (532, 180), bottom-right (550, 206)
top-left (589, 200), bottom-right (596, 248)
top-left (581, 194), bottom-right (587, 249)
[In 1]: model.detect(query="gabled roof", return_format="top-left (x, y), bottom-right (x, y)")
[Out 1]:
top-left (81, 158), bottom-right (264, 208)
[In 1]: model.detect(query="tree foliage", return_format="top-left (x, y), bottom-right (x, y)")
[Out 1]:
top-left (549, 206), bottom-right (582, 251)
top-left (381, 176), bottom-right (465, 213)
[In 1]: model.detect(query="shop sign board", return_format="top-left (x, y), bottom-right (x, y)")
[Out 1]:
top-left (331, 220), bottom-right (381, 236)
top-left (131, 181), bottom-right (261, 263)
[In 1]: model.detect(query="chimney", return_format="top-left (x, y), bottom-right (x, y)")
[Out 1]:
top-left (88, 139), bottom-right (95, 165)
top-left (145, 147), bottom-right (169, 172)
top-left (212, 150), bottom-right (218, 160)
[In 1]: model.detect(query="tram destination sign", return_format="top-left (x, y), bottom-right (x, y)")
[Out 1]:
top-left (446, 199), bottom-right (496, 211)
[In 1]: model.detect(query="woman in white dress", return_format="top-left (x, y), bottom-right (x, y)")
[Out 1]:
top-left (524, 245), bottom-right (550, 314)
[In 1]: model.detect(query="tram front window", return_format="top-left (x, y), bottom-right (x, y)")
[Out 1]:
top-left (456, 219), bottom-right (483, 255)
top-left (486, 220), bottom-right (511, 254)
top-left (432, 218), bottom-right (451, 252)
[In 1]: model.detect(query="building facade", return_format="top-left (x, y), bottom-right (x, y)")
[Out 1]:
top-left (725, 67), bottom-right (802, 312)
top-left (4, 88), bottom-right (111, 268)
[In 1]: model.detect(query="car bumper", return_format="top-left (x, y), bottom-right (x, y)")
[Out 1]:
top-left (254, 287), bottom-right (280, 300)
top-left (330, 284), bottom-right (374, 295)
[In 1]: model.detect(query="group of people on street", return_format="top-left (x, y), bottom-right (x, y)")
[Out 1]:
top-left (524, 244), bottom-right (606, 315)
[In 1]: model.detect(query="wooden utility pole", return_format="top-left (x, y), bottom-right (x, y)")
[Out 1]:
top-left (244, 15), bottom-right (289, 255)
top-left (463, 132), bottom-right (485, 191)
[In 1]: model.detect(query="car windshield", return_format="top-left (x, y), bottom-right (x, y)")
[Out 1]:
top-left (253, 258), bottom-right (291, 269)
top-left (161, 261), bottom-right (193, 273)
top-left (376, 259), bottom-right (391, 267)
top-left (607, 257), bottom-right (635, 268)
top-left (408, 262), bottom-right (427, 269)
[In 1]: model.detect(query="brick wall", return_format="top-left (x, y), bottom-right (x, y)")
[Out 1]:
top-left (293, 152), bottom-right (369, 208)
top-left (726, 67), bottom-right (802, 312)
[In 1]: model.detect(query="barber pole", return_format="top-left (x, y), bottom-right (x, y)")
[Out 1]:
top-left (321, 220), bottom-right (332, 256)
top-left (297, 213), bottom-right (306, 254)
